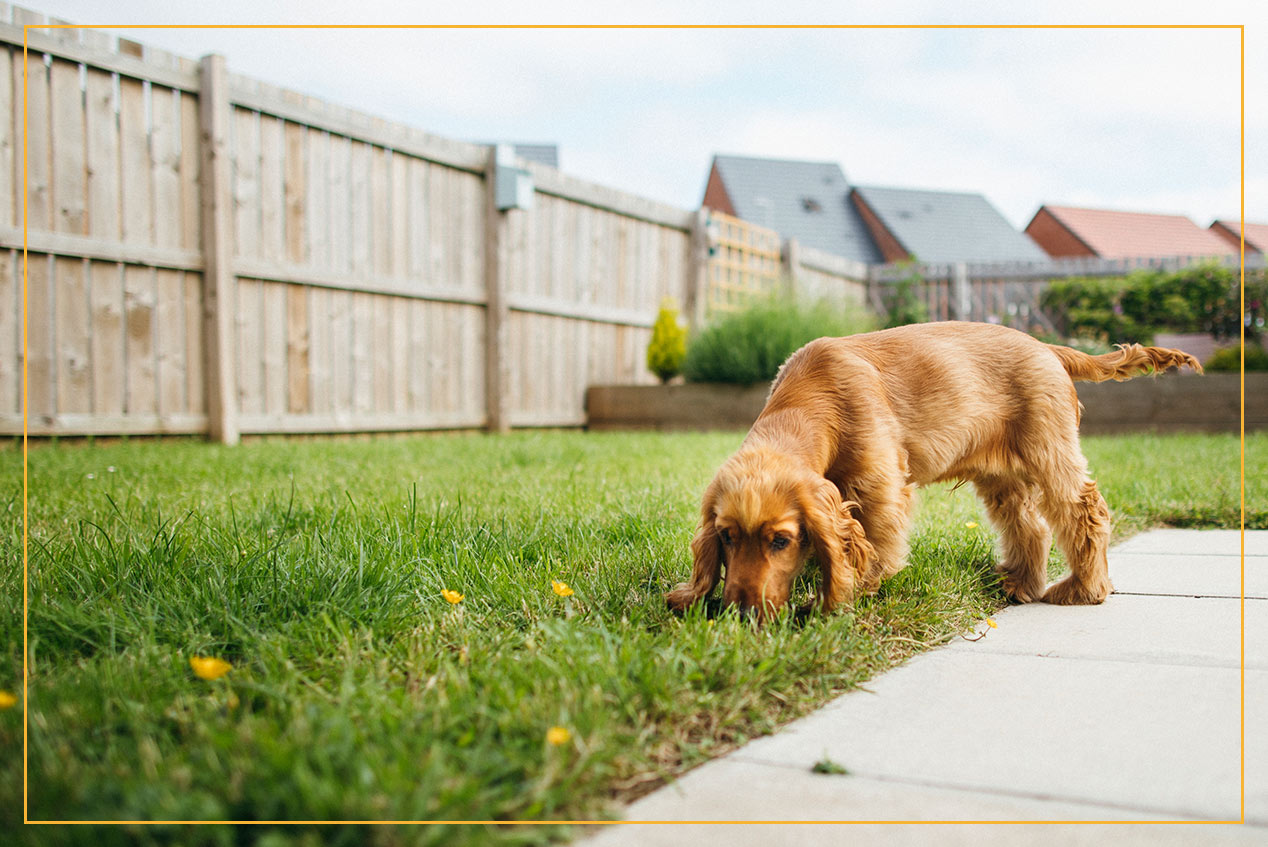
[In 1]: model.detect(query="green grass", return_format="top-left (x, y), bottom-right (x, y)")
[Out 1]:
top-left (2, 430), bottom-right (1261, 845)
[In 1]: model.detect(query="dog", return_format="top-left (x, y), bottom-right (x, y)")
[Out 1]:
top-left (665, 321), bottom-right (1201, 621)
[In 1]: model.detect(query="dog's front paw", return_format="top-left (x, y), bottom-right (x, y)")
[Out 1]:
top-left (1042, 575), bottom-right (1112, 605)
top-left (998, 566), bottom-right (1045, 603)
top-left (664, 583), bottom-right (697, 611)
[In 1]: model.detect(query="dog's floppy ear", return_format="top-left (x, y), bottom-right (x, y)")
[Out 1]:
top-left (800, 477), bottom-right (873, 612)
top-left (665, 483), bottom-right (723, 611)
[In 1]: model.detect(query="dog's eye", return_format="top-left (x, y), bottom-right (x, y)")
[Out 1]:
top-left (770, 535), bottom-right (791, 551)
top-left (719, 529), bottom-right (732, 546)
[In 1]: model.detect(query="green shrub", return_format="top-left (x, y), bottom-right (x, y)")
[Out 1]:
top-left (882, 262), bottom-right (929, 328)
top-left (1205, 342), bottom-right (1268, 372)
top-left (683, 297), bottom-right (875, 385)
top-left (1041, 263), bottom-right (1266, 346)
top-left (646, 298), bottom-right (688, 383)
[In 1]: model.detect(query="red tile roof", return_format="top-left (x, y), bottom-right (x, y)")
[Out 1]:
top-left (1039, 205), bottom-right (1237, 259)
top-left (1210, 219), bottom-right (1268, 254)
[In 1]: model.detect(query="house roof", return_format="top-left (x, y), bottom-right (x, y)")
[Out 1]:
top-left (1035, 205), bottom-right (1237, 259)
top-left (851, 185), bottom-right (1049, 264)
top-left (707, 155), bottom-right (882, 264)
top-left (1210, 219), bottom-right (1268, 254)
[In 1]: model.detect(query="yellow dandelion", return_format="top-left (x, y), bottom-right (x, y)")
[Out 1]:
top-left (546, 725), bottom-right (571, 746)
top-left (965, 521), bottom-right (978, 529)
top-left (986, 618), bottom-right (998, 629)
top-left (441, 589), bottom-right (464, 605)
top-left (189, 656), bottom-right (233, 680)
top-left (0, 690), bottom-right (16, 709)
top-left (551, 580), bottom-right (574, 598)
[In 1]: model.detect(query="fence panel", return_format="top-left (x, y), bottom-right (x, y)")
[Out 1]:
top-left (4, 14), bottom-right (207, 435)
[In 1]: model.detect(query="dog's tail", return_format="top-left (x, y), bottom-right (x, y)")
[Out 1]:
top-left (1047, 343), bottom-right (1203, 383)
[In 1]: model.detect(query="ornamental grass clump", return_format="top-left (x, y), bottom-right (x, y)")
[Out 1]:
top-left (646, 298), bottom-right (688, 383)
top-left (683, 296), bottom-right (875, 385)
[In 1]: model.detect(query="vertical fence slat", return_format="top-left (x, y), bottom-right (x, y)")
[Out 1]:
top-left (156, 266), bottom-right (184, 416)
top-left (54, 255), bottom-right (89, 412)
top-left (49, 57), bottom-right (85, 235)
top-left (0, 45), bottom-right (11, 228)
top-left (0, 249), bottom-right (13, 413)
top-left (118, 75), bottom-right (151, 245)
top-left (22, 48), bottom-right (50, 232)
top-left (123, 265), bottom-right (155, 415)
top-left (84, 66), bottom-right (118, 241)
top-left (151, 84), bottom-right (180, 248)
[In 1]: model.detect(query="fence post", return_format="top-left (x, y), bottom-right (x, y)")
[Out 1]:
top-left (951, 262), bottom-right (971, 321)
top-left (483, 147), bottom-right (511, 433)
top-left (783, 237), bottom-right (801, 300)
top-left (198, 54), bottom-right (239, 445)
top-left (686, 207), bottom-right (711, 330)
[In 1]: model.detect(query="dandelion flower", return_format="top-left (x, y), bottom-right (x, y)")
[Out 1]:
top-left (965, 521), bottom-right (978, 529)
top-left (546, 726), bottom-right (571, 746)
top-left (441, 589), bottom-right (464, 604)
top-left (986, 618), bottom-right (998, 629)
top-left (551, 580), bottom-right (574, 598)
top-left (189, 656), bottom-right (233, 680)
top-left (0, 690), bottom-right (16, 709)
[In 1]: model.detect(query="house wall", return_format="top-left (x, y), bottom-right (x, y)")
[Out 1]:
top-left (849, 190), bottom-right (909, 263)
top-left (701, 161), bottom-right (736, 215)
top-left (1025, 207), bottom-right (1098, 258)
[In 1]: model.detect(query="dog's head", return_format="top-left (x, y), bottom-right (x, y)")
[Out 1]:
top-left (667, 447), bottom-right (872, 621)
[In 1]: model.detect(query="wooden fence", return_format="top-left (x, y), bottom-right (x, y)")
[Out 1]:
top-left (4, 5), bottom-right (1257, 442)
top-left (2, 7), bottom-right (716, 440)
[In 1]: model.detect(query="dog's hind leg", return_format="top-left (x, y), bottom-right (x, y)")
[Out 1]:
top-left (975, 477), bottom-right (1050, 603)
top-left (1033, 448), bottom-right (1113, 605)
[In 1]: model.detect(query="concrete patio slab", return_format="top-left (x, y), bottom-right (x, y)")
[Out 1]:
top-left (579, 530), bottom-right (1268, 846)
top-left (730, 652), bottom-right (1245, 821)
top-left (946, 594), bottom-right (1265, 669)
top-left (1111, 529), bottom-right (1265, 557)
top-left (1107, 552), bottom-right (1267, 598)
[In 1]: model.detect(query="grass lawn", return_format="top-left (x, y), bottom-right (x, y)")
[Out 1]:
top-left (2, 430), bottom-right (1262, 845)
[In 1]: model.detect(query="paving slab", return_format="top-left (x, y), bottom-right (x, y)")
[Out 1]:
top-left (1111, 529), bottom-right (1265, 557)
top-left (945, 594), bottom-right (1265, 669)
top-left (580, 530), bottom-right (1268, 846)
top-left (730, 652), bottom-right (1246, 821)
top-left (1108, 551), bottom-right (1267, 598)
top-left (585, 820), bottom-right (1264, 847)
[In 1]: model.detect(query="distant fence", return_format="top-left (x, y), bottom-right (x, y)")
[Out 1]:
top-left (868, 253), bottom-right (1264, 334)
top-left (3, 5), bottom-right (1259, 442)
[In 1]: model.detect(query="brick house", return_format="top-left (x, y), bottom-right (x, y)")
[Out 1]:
top-left (1025, 205), bottom-right (1238, 259)
top-left (1209, 219), bottom-right (1268, 254)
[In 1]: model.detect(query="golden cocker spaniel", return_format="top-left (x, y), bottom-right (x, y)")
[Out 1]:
top-left (666, 321), bottom-right (1201, 620)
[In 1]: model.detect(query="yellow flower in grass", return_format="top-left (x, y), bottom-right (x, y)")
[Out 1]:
top-left (551, 580), bottom-right (574, 598)
top-left (189, 656), bottom-right (233, 680)
top-left (441, 589), bottom-right (464, 605)
top-left (0, 690), bottom-right (16, 709)
top-left (965, 521), bottom-right (978, 529)
top-left (546, 725), bottom-right (571, 746)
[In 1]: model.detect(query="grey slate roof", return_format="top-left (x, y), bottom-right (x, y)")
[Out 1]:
top-left (851, 184), bottom-right (1048, 264)
top-left (710, 155), bottom-right (882, 264)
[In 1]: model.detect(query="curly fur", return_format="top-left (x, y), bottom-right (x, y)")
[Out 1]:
top-left (665, 321), bottom-right (1201, 618)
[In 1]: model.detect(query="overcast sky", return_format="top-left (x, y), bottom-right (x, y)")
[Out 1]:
top-left (24, 0), bottom-right (1266, 232)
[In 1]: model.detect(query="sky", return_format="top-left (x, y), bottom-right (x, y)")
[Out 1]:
top-left (22, 0), bottom-right (1266, 233)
